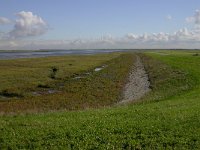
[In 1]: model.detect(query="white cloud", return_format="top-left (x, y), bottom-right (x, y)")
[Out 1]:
top-left (166, 15), bottom-right (172, 20)
top-left (186, 17), bottom-right (194, 23)
top-left (0, 17), bottom-right (11, 25)
top-left (186, 10), bottom-right (200, 26)
top-left (125, 27), bottom-right (199, 43)
top-left (9, 11), bottom-right (48, 39)
top-left (126, 33), bottom-right (138, 40)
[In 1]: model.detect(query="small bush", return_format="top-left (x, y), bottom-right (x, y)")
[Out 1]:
top-left (49, 66), bottom-right (59, 79)
top-left (0, 89), bottom-right (23, 98)
top-left (37, 83), bottom-right (50, 88)
top-left (193, 53), bottom-right (199, 56)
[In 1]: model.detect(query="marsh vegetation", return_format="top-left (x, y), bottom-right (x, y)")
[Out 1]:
top-left (0, 51), bottom-right (200, 149)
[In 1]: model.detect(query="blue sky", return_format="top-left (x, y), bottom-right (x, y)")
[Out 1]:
top-left (0, 0), bottom-right (200, 49)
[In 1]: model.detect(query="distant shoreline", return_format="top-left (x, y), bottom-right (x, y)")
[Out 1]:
top-left (0, 49), bottom-right (199, 60)
top-left (0, 49), bottom-right (199, 53)
top-left (0, 49), bottom-right (133, 60)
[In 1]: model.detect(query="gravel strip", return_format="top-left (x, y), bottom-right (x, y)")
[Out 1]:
top-left (119, 55), bottom-right (150, 104)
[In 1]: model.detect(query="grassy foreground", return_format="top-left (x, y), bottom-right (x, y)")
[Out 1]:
top-left (0, 53), bottom-right (121, 96)
top-left (0, 53), bottom-right (135, 113)
top-left (0, 51), bottom-right (200, 149)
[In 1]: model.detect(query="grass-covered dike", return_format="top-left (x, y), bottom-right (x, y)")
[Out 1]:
top-left (0, 51), bottom-right (200, 149)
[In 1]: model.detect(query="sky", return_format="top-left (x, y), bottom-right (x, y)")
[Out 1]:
top-left (0, 0), bottom-right (200, 50)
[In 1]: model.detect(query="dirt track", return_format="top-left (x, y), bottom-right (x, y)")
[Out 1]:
top-left (119, 55), bottom-right (150, 104)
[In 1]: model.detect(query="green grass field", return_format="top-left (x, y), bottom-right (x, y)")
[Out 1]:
top-left (0, 53), bottom-right (135, 113)
top-left (0, 51), bottom-right (200, 149)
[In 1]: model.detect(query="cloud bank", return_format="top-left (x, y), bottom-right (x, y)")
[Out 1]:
top-left (1, 10), bottom-right (200, 50)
